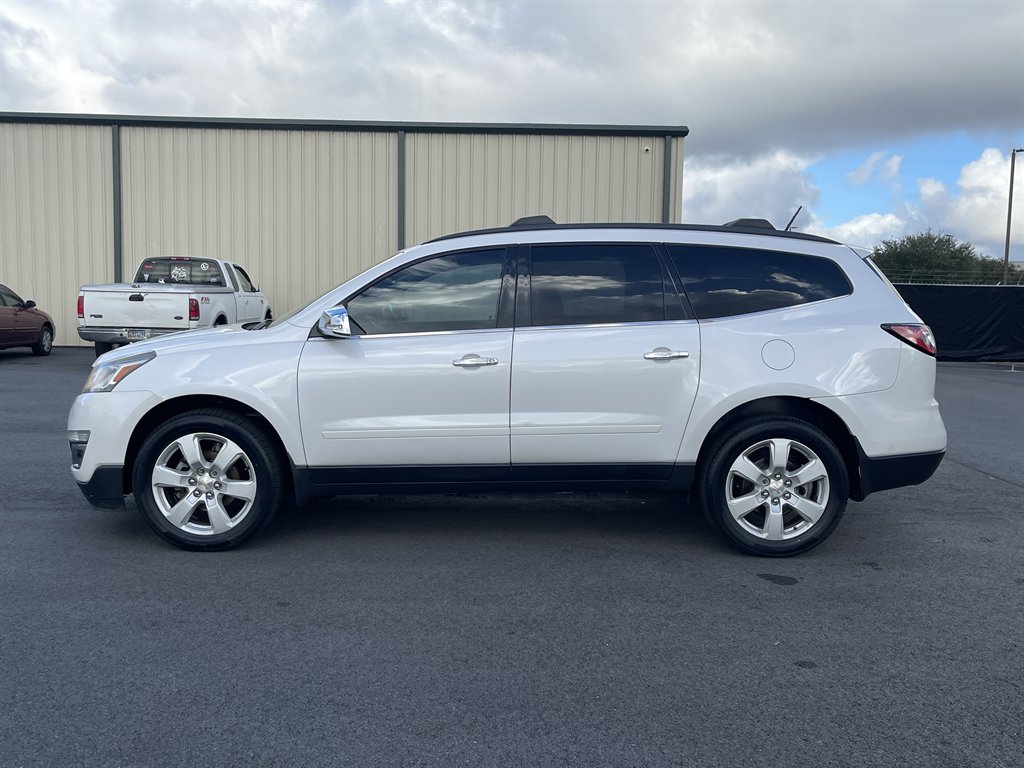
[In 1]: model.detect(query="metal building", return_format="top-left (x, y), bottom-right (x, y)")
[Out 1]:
top-left (0, 113), bottom-right (688, 347)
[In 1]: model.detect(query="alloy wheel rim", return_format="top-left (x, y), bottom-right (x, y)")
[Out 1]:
top-left (150, 432), bottom-right (257, 535)
top-left (725, 438), bottom-right (830, 540)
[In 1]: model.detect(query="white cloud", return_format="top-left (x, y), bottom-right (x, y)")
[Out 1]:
top-left (848, 151), bottom-right (902, 186)
top-left (848, 151), bottom-right (886, 185)
top-left (808, 148), bottom-right (1024, 257)
top-left (683, 151), bottom-right (820, 229)
top-left (1, 0), bottom-right (1021, 157)
top-left (882, 154), bottom-right (902, 180)
top-left (817, 212), bottom-right (912, 248)
top-left (918, 148), bottom-right (1024, 257)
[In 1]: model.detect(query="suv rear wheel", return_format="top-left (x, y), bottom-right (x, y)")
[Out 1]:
top-left (132, 409), bottom-right (284, 550)
top-left (701, 417), bottom-right (848, 556)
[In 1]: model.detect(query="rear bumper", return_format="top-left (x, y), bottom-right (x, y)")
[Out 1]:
top-left (76, 465), bottom-right (126, 510)
top-left (77, 327), bottom-right (185, 344)
top-left (852, 448), bottom-right (945, 501)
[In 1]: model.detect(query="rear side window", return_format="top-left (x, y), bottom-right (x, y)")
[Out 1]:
top-left (529, 244), bottom-right (669, 326)
top-left (135, 258), bottom-right (226, 287)
top-left (667, 245), bottom-right (851, 319)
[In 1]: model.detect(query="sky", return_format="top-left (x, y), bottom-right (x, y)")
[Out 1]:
top-left (1, 0), bottom-right (1023, 258)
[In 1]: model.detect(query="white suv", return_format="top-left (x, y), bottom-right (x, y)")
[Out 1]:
top-left (68, 217), bottom-right (946, 556)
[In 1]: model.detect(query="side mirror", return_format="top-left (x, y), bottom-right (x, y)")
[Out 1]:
top-left (24, 300), bottom-right (36, 309)
top-left (318, 306), bottom-right (352, 338)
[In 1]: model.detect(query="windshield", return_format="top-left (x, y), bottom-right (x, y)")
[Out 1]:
top-left (135, 258), bottom-right (226, 286)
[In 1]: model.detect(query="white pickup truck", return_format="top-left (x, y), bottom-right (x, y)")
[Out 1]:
top-left (78, 257), bottom-right (271, 355)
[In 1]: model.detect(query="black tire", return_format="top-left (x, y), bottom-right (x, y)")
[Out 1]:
top-left (700, 417), bottom-right (848, 557)
top-left (132, 409), bottom-right (284, 551)
top-left (32, 325), bottom-right (53, 356)
top-left (94, 341), bottom-right (114, 357)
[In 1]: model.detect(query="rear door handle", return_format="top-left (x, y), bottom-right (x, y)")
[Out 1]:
top-left (453, 354), bottom-right (499, 368)
top-left (643, 348), bottom-right (690, 361)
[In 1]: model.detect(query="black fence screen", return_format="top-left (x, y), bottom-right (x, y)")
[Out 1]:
top-left (895, 285), bottom-right (1024, 362)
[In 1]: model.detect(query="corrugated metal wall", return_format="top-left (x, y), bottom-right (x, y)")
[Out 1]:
top-left (405, 133), bottom-right (679, 244)
top-left (0, 118), bottom-right (684, 347)
top-left (121, 127), bottom-right (397, 323)
top-left (0, 123), bottom-right (114, 348)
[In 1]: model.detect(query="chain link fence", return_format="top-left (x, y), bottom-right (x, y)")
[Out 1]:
top-left (884, 268), bottom-right (1024, 286)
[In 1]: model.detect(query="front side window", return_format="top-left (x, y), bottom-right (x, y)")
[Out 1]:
top-left (529, 244), bottom-right (668, 326)
top-left (135, 258), bottom-right (226, 287)
top-left (346, 249), bottom-right (506, 335)
top-left (0, 287), bottom-right (21, 306)
top-left (667, 245), bottom-right (852, 319)
top-left (234, 266), bottom-right (256, 293)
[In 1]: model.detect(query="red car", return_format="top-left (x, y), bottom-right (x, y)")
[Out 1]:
top-left (0, 283), bottom-right (54, 356)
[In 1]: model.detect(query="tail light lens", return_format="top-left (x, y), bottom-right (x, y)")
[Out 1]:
top-left (77, 295), bottom-right (84, 318)
top-left (188, 298), bottom-right (200, 321)
top-left (882, 323), bottom-right (936, 356)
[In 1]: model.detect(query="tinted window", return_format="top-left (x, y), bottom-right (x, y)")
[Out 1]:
top-left (135, 258), bottom-right (226, 286)
top-left (667, 245), bottom-right (851, 319)
top-left (347, 249), bottom-right (506, 335)
top-left (0, 287), bottom-right (20, 306)
top-left (530, 244), bottom-right (667, 326)
top-left (234, 266), bottom-right (256, 292)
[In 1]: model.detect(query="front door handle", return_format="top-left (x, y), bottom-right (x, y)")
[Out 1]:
top-left (453, 354), bottom-right (499, 368)
top-left (643, 348), bottom-right (690, 361)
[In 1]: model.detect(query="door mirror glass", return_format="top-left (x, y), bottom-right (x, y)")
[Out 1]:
top-left (319, 306), bottom-right (352, 338)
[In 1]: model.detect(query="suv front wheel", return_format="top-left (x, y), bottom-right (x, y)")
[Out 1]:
top-left (701, 417), bottom-right (848, 557)
top-left (132, 409), bottom-right (284, 550)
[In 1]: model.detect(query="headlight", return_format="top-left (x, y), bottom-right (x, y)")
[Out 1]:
top-left (84, 351), bottom-right (156, 393)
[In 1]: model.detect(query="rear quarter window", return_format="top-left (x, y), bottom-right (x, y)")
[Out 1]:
top-left (666, 244), bottom-right (852, 319)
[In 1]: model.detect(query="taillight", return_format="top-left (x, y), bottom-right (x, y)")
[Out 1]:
top-left (77, 295), bottom-right (84, 318)
top-left (189, 298), bottom-right (200, 321)
top-left (882, 323), bottom-right (936, 356)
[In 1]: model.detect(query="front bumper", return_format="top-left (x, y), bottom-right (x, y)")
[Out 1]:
top-left (76, 465), bottom-right (126, 510)
top-left (851, 448), bottom-right (945, 501)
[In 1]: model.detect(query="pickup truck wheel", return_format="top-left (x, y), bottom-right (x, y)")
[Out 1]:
top-left (32, 326), bottom-right (53, 356)
top-left (94, 341), bottom-right (113, 357)
top-left (701, 417), bottom-right (848, 557)
top-left (132, 409), bottom-right (284, 551)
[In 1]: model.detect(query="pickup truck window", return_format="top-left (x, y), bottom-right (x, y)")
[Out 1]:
top-left (135, 258), bottom-right (226, 287)
top-left (234, 265), bottom-right (257, 293)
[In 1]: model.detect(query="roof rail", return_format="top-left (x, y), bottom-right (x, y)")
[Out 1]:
top-left (510, 215), bottom-right (557, 227)
top-left (723, 217), bottom-right (775, 230)
top-left (426, 218), bottom-right (837, 244)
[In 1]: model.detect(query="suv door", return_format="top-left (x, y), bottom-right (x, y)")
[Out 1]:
top-left (297, 247), bottom-right (515, 474)
top-left (510, 243), bottom-right (700, 478)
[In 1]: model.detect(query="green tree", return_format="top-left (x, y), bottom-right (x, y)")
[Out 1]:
top-left (871, 231), bottom-right (1023, 285)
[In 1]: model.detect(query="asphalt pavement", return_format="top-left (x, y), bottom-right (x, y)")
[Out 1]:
top-left (1, 348), bottom-right (1021, 768)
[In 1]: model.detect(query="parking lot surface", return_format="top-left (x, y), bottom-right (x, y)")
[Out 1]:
top-left (1, 348), bottom-right (1021, 767)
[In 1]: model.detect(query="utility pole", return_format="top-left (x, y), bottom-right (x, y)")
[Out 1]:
top-left (1005, 148), bottom-right (1024, 285)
